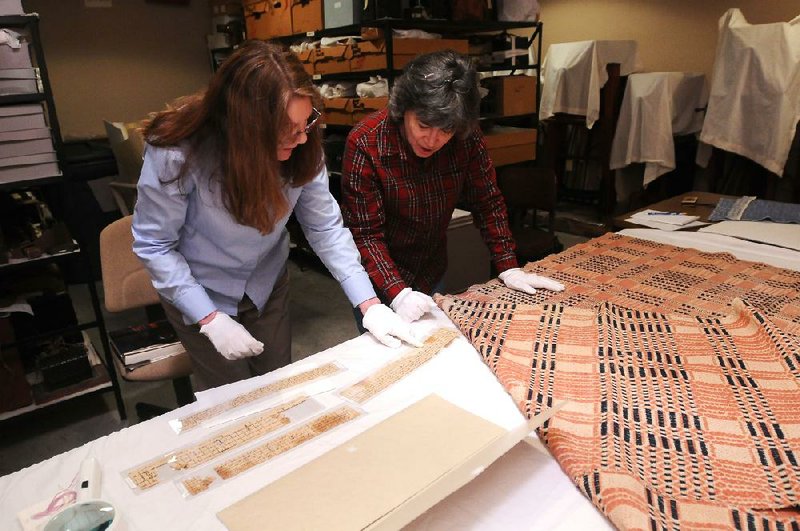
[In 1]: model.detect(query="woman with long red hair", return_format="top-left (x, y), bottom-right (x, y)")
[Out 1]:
top-left (132, 40), bottom-right (420, 391)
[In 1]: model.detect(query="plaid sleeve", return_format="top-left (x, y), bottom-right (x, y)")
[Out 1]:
top-left (341, 132), bottom-right (408, 302)
top-left (462, 131), bottom-right (519, 273)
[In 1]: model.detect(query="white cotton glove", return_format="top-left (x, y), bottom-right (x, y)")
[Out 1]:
top-left (498, 268), bottom-right (565, 295)
top-left (362, 304), bottom-right (424, 349)
top-left (199, 313), bottom-right (264, 360)
top-left (390, 287), bottom-right (437, 322)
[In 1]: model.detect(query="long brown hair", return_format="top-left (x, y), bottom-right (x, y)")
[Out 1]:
top-left (144, 40), bottom-right (324, 234)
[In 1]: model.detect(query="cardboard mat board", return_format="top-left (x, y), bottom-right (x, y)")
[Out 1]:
top-left (217, 394), bottom-right (560, 531)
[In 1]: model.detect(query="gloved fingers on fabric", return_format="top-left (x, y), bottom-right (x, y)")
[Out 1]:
top-left (498, 268), bottom-right (565, 295)
top-left (199, 312), bottom-right (265, 360)
top-left (362, 303), bottom-right (424, 348)
top-left (390, 287), bottom-right (437, 322)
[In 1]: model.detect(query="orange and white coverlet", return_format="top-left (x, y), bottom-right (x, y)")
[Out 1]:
top-left (437, 234), bottom-right (800, 529)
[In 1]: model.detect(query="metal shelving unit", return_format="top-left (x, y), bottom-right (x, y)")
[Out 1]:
top-left (0, 13), bottom-right (126, 421)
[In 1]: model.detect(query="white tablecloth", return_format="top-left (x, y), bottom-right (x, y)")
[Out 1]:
top-left (539, 40), bottom-right (642, 128)
top-left (699, 8), bottom-right (800, 176)
top-left (0, 312), bottom-right (609, 531)
top-left (610, 72), bottom-right (708, 186)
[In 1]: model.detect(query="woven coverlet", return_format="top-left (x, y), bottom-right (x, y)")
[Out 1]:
top-left (444, 233), bottom-right (800, 335)
top-left (436, 235), bottom-right (800, 530)
top-left (441, 297), bottom-right (800, 529)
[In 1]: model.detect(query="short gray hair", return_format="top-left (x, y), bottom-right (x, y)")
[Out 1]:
top-left (388, 50), bottom-right (480, 138)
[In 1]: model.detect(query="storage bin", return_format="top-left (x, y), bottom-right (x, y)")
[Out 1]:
top-left (313, 43), bottom-right (350, 75)
top-left (0, 67), bottom-right (39, 95)
top-left (244, 0), bottom-right (292, 39)
top-left (0, 0), bottom-right (24, 14)
top-left (393, 38), bottom-right (469, 69)
top-left (0, 104), bottom-right (46, 132)
top-left (0, 37), bottom-right (32, 69)
top-left (482, 75), bottom-right (537, 116)
top-left (0, 151), bottom-right (60, 184)
top-left (482, 126), bottom-right (537, 167)
top-left (291, 0), bottom-right (322, 34)
top-left (349, 39), bottom-right (385, 72)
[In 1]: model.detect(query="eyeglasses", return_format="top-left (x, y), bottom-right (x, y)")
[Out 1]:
top-left (288, 107), bottom-right (321, 139)
top-left (305, 107), bottom-right (322, 133)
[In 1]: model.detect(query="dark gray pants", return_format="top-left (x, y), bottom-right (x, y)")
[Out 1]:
top-left (161, 269), bottom-right (291, 392)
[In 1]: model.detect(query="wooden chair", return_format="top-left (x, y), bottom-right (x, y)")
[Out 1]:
top-left (99, 215), bottom-right (194, 421)
top-left (103, 120), bottom-right (145, 216)
top-left (497, 166), bottom-right (563, 265)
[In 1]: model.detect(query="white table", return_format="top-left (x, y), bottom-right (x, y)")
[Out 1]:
top-left (610, 72), bottom-right (707, 187)
top-left (0, 312), bottom-right (609, 531)
top-left (539, 40), bottom-right (642, 128)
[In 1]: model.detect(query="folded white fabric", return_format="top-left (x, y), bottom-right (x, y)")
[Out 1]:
top-left (356, 76), bottom-right (389, 98)
top-left (0, 29), bottom-right (22, 48)
top-left (392, 29), bottom-right (441, 40)
top-left (320, 35), bottom-right (357, 47)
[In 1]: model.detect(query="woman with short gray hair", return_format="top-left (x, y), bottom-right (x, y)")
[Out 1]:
top-left (387, 49), bottom-right (481, 139)
top-left (341, 50), bottom-right (564, 329)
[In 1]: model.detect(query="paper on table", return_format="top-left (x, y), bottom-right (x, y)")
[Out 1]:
top-left (629, 209), bottom-right (700, 226)
top-left (625, 217), bottom-right (709, 231)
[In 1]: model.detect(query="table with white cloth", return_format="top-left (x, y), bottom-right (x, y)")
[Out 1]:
top-left (0, 311), bottom-right (610, 531)
top-left (4, 231), bottom-right (800, 530)
top-left (610, 72), bottom-right (708, 189)
top-left (539, 40), bottom-right (642, 129)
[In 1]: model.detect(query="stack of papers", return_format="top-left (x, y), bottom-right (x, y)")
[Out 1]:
top-left (627, 209), bottom-right (708, 231)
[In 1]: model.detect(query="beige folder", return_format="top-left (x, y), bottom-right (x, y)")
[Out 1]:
top-left (218, 394), bottom-right (565, 531)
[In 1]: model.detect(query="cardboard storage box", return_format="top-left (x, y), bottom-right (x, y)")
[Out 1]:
top-left (351, 96), bottom-right (388, 122)
top-left (323, 96), bottom-right (387, 125)
top-left (0, 104), bottom-right (46, 132)
top-left (0, 39), bottom-right (32, 69)
top-left (0, 67), bottom-right (39, 95)
top-left (313, 43), bottom-right (349, 75)
top-left (244, 0), bottom-right (292, 39)
top-left (293, 46), bottom-right (316, 75)
top-left (482, 75), bottom-right (537, 116)
top-left (0, 0), bottom-right (24, 14)
top-left (0, 127), bottom-right (50, 144)
top-left (291, 0), bottom-right (323, 34)
top-left (0, 134), bottom-right (53, 160)
top-left (323, 97), bottom-right (354, 125)
top-left (393, 38), bottom-right (469, 69)
top-left (483, 126), bottom-right (537, 167)
top-left (349, 39), bottom-right (386, 72)
top-left (0, 151), bottom-right (60, 184)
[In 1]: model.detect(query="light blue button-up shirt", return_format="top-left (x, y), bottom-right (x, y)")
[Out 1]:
top-left (132, 142), bottom-right (376, 324)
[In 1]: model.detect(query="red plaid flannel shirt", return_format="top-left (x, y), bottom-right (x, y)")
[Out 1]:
top-left (341, 109), bottom-right (518, 302)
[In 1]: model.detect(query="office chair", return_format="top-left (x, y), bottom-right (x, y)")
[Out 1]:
top-left (103, 120), bottom-right (145, 216)
top-left (497, 166), bottom-right (563, 265)
top-left (99, 215), bottom-right (194, 421)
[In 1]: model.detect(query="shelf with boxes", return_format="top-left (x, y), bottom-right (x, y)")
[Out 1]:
top-left (0, 12), bottom-right (126, 421)
top-left (256, 15), bottom-right (543, 169)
